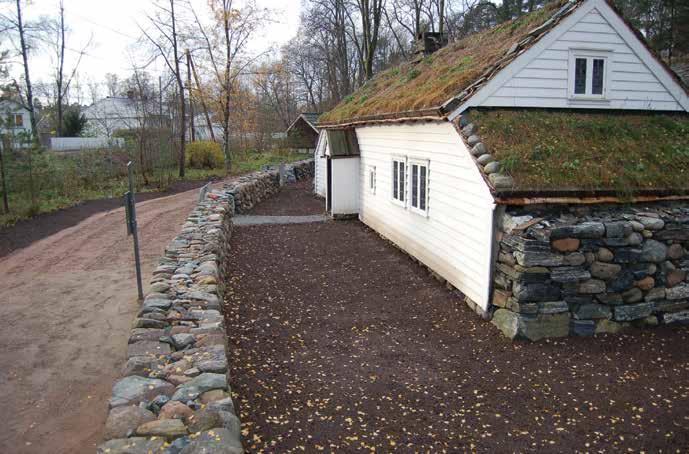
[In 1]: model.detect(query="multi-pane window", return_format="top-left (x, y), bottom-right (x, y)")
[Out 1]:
top-left (392, 158), bottom-right (405, 204)
top-left (570, 52), bottom-right (608, 99)
top-left (14, 114), bottom-right (23, 127)
top-left (409, 160), bottom-right (429, 215)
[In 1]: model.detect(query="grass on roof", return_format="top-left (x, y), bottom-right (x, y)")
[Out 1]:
top-left (319, 0), bottom-right (570, 125)
top-left (469, 109), bottom-right (689, 194)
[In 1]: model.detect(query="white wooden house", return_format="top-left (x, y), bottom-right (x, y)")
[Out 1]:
top-left (316, 0), bottom-right (689, 315)
top-left (0, 99), bottom-right (33, 148)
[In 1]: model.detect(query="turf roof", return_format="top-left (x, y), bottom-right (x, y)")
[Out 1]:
top-left (468, 109), bottom-right (689, 195)
top-left (319, 0), bottom-right (574, 126)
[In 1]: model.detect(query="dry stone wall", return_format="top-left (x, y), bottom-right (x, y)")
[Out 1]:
top-left (492, 202), bottom-right (689, 341)
top-left (98, 160), bottom-right (314, 454)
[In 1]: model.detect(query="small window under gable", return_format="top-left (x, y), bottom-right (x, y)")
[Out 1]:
top-left (569, 50), bottom-right (610, 100)
top-left (14, 114), bottom-right (24, 127)
top-left (368, 165), bottom-right (376, 194)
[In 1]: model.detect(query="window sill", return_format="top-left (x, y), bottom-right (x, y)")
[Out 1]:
top-left (567, 97), bottom-right (611, 106)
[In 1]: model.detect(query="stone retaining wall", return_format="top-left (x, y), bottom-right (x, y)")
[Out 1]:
top-left (97, 160), bottom-right (314, 454)
top-left (492, 202), bottom-right (689, 341)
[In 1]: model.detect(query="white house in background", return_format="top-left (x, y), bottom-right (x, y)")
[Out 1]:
top-left (316, 0), bottom-right (689, 314)
top-left (0, 99), bottom-right (33, 147)
top-left (83, 97), bottom-right (146, 138)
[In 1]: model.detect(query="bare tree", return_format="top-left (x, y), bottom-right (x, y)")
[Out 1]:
top-left (141, 0), bottom-right (187, 177)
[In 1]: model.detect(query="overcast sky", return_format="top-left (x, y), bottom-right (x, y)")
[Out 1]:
top-left (2, 0), bottom-right (301, 103)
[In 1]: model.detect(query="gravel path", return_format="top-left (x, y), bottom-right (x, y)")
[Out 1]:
top-left (224, 186), bottom-right (689, 452)
top-left (0, 183), bottom-right (224, 454)
top-left (233, 215), bottom-right (327, 226)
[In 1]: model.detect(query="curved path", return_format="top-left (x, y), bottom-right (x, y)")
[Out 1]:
top-left (0, 185), bottom-right (215, 454)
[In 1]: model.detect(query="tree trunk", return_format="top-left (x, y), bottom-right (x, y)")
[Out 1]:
top-left (16, 0), bottom-right (38, 144)
top-left (0, 139), bottom-right (9, 214)
top-left (186, 49), bottom-right (195, 142)
top-left (189, 54), bottom-right (216, 142)
top-left (57, 0), bottom-right (66, 137)
top-left (170, 0), bottom-right (186, 178)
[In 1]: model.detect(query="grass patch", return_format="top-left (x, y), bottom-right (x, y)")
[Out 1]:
top-left (469, 109), bottom-right (689, 193)
top-left (0, 148), bottom-right (310, 227)
top-left (320, 0), bottom-right (570, 124)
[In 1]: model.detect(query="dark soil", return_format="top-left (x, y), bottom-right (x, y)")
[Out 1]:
top-left (225, 220), bottom-right (689, 453)
top-left (0, 178), bottom-right (214, 258)
top-left (247, 178), bottom-right (324, 216)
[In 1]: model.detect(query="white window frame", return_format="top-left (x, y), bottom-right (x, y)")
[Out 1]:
top-left (568, 49), bottom-right (611, 101)
top-left (408, 158), bottom-right (430, 217)
top-left (391, 156), bottom-right (406, 207)
top-left (368, 165), bottom-right (376, 195)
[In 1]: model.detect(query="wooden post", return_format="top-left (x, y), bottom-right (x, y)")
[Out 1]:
top-left (0, 137), bottom-right (9, 214)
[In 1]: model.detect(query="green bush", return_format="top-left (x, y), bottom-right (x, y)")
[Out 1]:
top-left (186, 141), bottom-right (224, 169)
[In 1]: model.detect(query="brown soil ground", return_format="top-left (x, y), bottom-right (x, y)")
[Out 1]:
top-left (224, 190), bottom-right (689, 452)
top-left (0, 181), bottom-right (223, 454)
top-left (0, 179), bottom-right (215, 259)
top-left (247, 178), bottom-right (324, 216)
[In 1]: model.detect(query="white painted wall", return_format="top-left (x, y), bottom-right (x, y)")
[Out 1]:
top-left (314, 132), bottom-right (327, 197)
top-left (356, 121), bottom-right (496, 309)
top-left (330, 157), bottom-right (360, 215)
top-left (50, 137), bottom-right (125, 151)
top-left (457, 0), bottom-right (688, 114)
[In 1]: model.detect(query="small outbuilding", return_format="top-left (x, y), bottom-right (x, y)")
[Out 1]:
top-left (286, 112), bottom-right (320, 153)
top-left (0, 99), bottom-right (33, 148)
top-left (316, 0), bottom-right (689, 340)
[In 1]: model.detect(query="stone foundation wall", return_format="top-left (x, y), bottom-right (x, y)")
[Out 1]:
top-left (97, 160), bottom-right (314, 453)
top-left (492, 202), bottom-right (689, 341)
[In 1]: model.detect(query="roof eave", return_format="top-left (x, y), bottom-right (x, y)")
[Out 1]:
top-left (494, 188), bottom-right (689, 205)
top-left (317, 107), bottom-right (446, 129)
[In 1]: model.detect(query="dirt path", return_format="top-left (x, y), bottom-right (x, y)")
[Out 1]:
top-left (0, 185), bottom-right (214, 454)
top-left (225, 185), bottom-right (689, 452)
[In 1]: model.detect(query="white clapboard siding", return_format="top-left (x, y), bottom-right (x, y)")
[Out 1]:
top-left (314, 132), bottom-right (327, 197)
top-left (454, 0), bottom-right (688, 115)
top-left (356, 122), bottom-right (495, 309)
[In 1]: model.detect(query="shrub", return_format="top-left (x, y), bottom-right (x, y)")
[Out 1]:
top-left (186, 141), bottom-right (224, 169)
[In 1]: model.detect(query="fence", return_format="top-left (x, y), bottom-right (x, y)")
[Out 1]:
top-left (50, 137), bottom-right (125, 151)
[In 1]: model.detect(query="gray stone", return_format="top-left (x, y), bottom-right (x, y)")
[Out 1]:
top-left (121, 356), bottom-right (163, 377)
top-left (614, 302), bottom-right (654, 321)
top-left (574, 303), bottom-right (612, 320)
top-left (514, 251), bottom-right (565, 267)
top-left (597, 248), bottom-right (614, 262)
top-left (467, 134), bottom-right (481, 147)
top-left (513, 282), bottom-right (561, 302)
top-left (179, 428), bottom-right (243, 454)
top-left (491, 309), bottom-right (570, 341)
top-left (488, 173), bottom-right (514, 189)
top-left (637, 216), bottom-right (665, 230)
top-left (655, 227), bottom-right (689, 242)
top-left (132, 318), bottom-right (168, 329)
top-left (172, 333), bottom-right (196, 350)
top-left (207, 397), bottom-right (236, 414)
top-left (506, 299), bottom-right (539, 314)
top-left (640, 240), bottom-right (668, 263)
top-left (596, 293), bottom-right (624, 305)
top-left (150, 282), bottom-right (170, 293)
top-left (596, 319), bottom-right (630, 334)
top-left (186, 291), bottom-right (220, 307)
top-left (551, 222), bottom-right (605, 240)
top-left (103, 406), bottom-right (156, 440)
top-left (127, 341), bottom-right (171, 358)
top-left (662, 310), bottom-right (689, 324)
top-left (608, 271), bottom-right (635, 293)
top-left (484, 161), bottom-right (501, 174)
top-left (142, 296), bottom-right (172, 312)
top-left (564, 253), bottom-right (586, 266)
top-left (626, 232), bottom-right (643, 246)
top-left (654, 300), bottom-right (689, 313)
top-left (614, 248), bottom-right (642, 264)
top-left (550, 267), bottom-right (590, 283)
top-left (97, 437), bottom-right (166, 454)
top-left (462, 123), bottom-right (476, 136)
top-left (197, 359), bottom-right (228, 374)
top-left (186, 409), bottom-right (241, 434)
top-left (590, 262), bottom-right (621, 280)
top-left (129, 328), bottom-right (165, 344)
top-left (605, 221), bottom-right (632, 238)
top-left (477, 154), bottom-right (494, 165)
top-left (538, 301), bottom-right (569, 314)
top-left (622, 287), bottom-right (644, 303)
top-left (570, 319), bottom-right (596, 337)
top-left (578, 279), bottom-right (606, 294)
top-left (630, 220), bottom-right (644, 232)
top-left (470, 142), bottom-right (487, 156)
top-left (645, 287), bottom-right (666, 302)
top-left (136, 418), bottom-right (187, 439)
top-left (171, 373), bottom-right (228, 401)
top-left (110, 376), bottom-right (175, 408)
top-left (666, 283), bottom-right (689, 300)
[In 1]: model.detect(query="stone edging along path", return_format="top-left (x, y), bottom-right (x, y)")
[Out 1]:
top-left (97, 160), bottom-right (315, 454)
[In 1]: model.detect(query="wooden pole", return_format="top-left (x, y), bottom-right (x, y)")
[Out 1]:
top-left (0, 138), bottom-right (9, 214)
